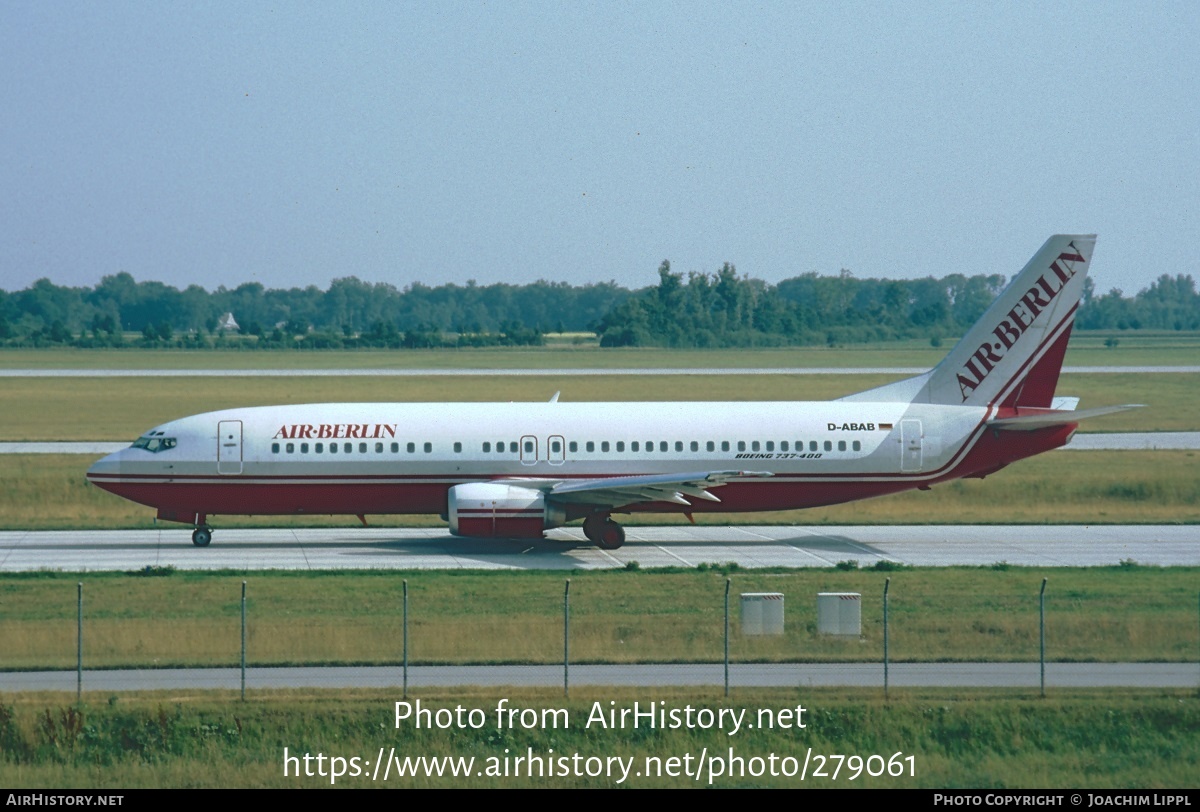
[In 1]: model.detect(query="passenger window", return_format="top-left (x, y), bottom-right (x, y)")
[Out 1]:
top-left (766, 441), bottom-right (774, 451)
top-left (301, 443), bottom-right (309, 453)
top-left (690, 441), bottom-right (699, 452)
top-left (780, 441), bottom-right (789, 451)
top-left (838, 440), bottom-right (846, 451)
top-left (286, 443), bottom-right (294, 453)
top-left (454, 442), bottom-right (462, 453)
top-left (601, 441), bottom-right (610, 452)
top-left (316, 443), bottom-right (324, 453)
top-left (721, 441), bottom-right (730, 451)
top-left (660, 441), bottom-right (668, 452)
top-left (586, 441), bottom-right (595, 452)
top-left (375, 442), bottom-right (383, 453)
top-left (271, 442), bottom-right (280, 453)
top-left (509, 442), bottom-right (518, 453)
top-left (737, 441), bottom-right (746, 452)
top-left (407, 442), bottom-right (415, 453)
top-left (357, 442), bottom-right (365, 453)
top-left (524, 440), bottom-right (533, 453)
top-left (707, 441), bottom-right (715, 451)
top-left (551, 440), bottom-right (561, 453)
top-left (616, 441), bottom-right (625, 452)
top-left (751, 441), bottom-right (760, 452)
top-left (569, 441), bottom-right (577, 452)
top-left (632, 441), bottom-right (639, 452)
top-left (824, 441), bottom-right (833, 451)
top-left (853, 440), bottom-right (862, 451)
top-left (809, 441), bottom-right (818, 452)
top-left (424, 442), bottom-right (433, 453)
top-left (391, 442), bottom-right (399, 453)
top-left (330, 443), bottom-right (338, 454)
top-left (483, 442), bottom-right (491, 453)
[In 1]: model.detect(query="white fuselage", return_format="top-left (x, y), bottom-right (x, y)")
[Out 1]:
top-left (86, 398), bottom-right (1021, 525)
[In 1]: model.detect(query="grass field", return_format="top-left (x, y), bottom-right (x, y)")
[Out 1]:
top-left (1, 330), bottom-right (1199, 370)
top-left (0, 371), bottom-right (1193, 441)
top-left (1, 567), bottom-right (1197, 669)
top-left (1, 450), bottom-right (1195, 530)
top-left (1, 688), bottom-right (1195, 788)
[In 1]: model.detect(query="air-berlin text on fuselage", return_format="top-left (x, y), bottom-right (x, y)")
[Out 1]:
top-left (272, 423), bottom-right (398, 440)
top-left (957, 246), bottom-right (1086, 402)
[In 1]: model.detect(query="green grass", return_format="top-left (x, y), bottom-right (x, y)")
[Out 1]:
top-left (0, 689), bottom-right (1196, 787)
top-left (1, 329), bottom-right (1198, 369)
top-left (0, 371), bottom-right (1192, 441)
top-left (1, 567), bottom-right (1197, 669)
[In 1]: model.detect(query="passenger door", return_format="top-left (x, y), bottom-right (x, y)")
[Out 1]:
top-left (900, 419), bottom-right (923, 473)
top-left (217, 420), bottom-right (243, 475)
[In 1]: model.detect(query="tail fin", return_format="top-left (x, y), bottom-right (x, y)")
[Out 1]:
top-left (842, 234), bottom-right (1096, 407)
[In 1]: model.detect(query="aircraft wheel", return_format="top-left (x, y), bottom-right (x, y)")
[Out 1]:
top-left (192, 526), bottom-right (213, 547)
top-left (595, 520), bottom-right (625, 551)
top-left (582, 513), bottom-right (607, 544)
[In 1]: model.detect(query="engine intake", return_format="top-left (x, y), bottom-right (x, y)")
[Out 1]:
top-left (447, 483), bottom-right (566, 539)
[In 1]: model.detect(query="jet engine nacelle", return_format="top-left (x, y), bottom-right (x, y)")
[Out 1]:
top-left (447, 482), bottom-right (566, 539)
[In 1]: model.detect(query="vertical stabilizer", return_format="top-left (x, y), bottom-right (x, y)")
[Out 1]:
top-left (842, 235), bottom-right (1096, 407)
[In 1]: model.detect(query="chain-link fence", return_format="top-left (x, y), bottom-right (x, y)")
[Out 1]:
top-left (2, 569), bottom-right (1198, 696)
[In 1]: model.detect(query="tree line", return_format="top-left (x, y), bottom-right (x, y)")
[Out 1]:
top-left (0, 265), bottom-right (1196, 349)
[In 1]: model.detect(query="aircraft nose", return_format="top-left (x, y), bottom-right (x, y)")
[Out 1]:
top-left (86, 450), bottom-right (123, 480)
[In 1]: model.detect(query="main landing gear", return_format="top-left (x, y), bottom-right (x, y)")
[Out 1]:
top-left (582, 512), bottom-right (625, 550)
top-left (191, 524), bottom-right (213, 547)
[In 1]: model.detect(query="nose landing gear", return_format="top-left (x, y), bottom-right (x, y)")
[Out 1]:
top-left (582, 512), bottom-right (626, 550)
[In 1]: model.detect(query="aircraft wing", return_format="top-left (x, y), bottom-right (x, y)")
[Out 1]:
top-left (986, 404), bottom-right (1142, 431)
top-left (503, 470), bottom-right (773, 508)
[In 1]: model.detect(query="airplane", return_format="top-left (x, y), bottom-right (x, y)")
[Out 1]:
top-left (86, 234), bottom-right (1138, 549)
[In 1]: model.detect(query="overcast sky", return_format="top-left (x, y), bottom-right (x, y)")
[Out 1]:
top-left (2, 1), bottom-right (1196, 296)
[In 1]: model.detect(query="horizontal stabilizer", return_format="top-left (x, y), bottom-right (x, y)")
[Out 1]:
top-left (986, 404), bottom-right (1142, 431)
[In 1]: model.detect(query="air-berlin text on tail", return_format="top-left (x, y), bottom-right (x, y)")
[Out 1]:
top-left (272, 423), bottom-right (399, 440)
top-left (956, 244), bottom-right (1086, 401)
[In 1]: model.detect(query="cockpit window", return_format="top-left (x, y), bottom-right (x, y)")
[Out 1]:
top-left (131, 435), bottom-right (177, 453)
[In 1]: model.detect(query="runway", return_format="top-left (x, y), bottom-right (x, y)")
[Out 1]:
top-left (3, 662), bottom-right (1195, 692)
top-left (1, 524), bottom-right (1196, 572)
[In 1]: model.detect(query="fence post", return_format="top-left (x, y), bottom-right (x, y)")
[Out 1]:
top-left (241, 581), bottom-right (247, 701)
top-left (76, 582), bottom-right (82, 703)
top-left (563, 579), bottom-right (571, 697)
top-left (403, 579), bottom-right (409, 699)
top-left (883, 577), bottom-right (890, 698)
top-left (724, 578), bottom-right (731, 697)
top-left (1039, 577), bottom-right (1048, 698)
